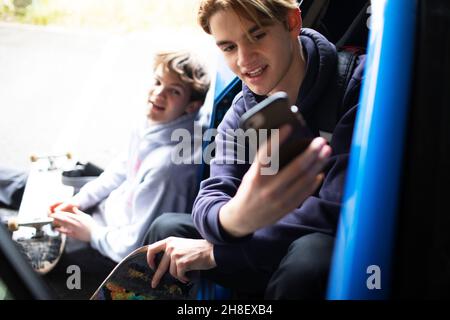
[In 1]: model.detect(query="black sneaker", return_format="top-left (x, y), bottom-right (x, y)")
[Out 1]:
top-left (62, 162), bottom-right (103, 177)
top-left (62, 162), bottom-right (104, 193)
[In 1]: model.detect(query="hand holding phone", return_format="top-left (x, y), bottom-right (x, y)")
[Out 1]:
top-left (239, 91), bottom-right (315, 170)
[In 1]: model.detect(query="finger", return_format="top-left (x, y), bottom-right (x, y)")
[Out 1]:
top-left (55, 226), bottom-right (66, 233)
top-left (49, 213), bottom-right (69, 227)
top-left (146, 240), bottom-right (167, 270)
top-left (289, 144), bottom-right (332, 187)
top-left (60, 211), bottom-right (87, 231)
top-left (48, 202), bottom-right (63, 214)
top-left (55, 203), bottom-right (71, 213)
top-left (285, 137), bottom-right (329, 174)
top-left (176, 260), bottom-right (190, 284)
top-left (267, 138), bottom-right (329, 193)
top-left (55, 226), bottom-right (74, 237)
top-left (52, 218), bottom-right (62, 228)
top-left (270, 144), bottom-right (330, 213)
top-left (151, 252), bottom-right (171, 289)
top-left (284, 172), bottom-right (326, 210)
top-left (169, 254), bottom-right (179, 281)
top-left (73, 207), bottom-right (83, 215)
top-left (310, 145), bottom-right (332, 174)
top-left (312, 173), bottom-right (326, 193)
top-left (287, 144), bottom-right (329, 189)
top-left (50, 212), bottom-right (79, 228)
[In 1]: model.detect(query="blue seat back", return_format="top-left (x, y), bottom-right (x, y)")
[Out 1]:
top-left (196, 53), bottom-right (240, 301)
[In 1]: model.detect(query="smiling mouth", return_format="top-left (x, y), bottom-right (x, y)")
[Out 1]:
top-left (149, 101), bottom-right (165, 111)
top-left (244, 65), bottom-right (268, 78)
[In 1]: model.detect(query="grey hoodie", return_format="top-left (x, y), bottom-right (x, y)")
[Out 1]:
top-left (74, 112), bottom-right (201, 262)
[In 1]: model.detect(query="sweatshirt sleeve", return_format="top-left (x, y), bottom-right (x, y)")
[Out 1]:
top-left (195, 104), bottom-right (358, 273)
top-left (192, 94), bottom-right (250, 244)
top-left (90, 161), bottom-right (199, 262)
top-left (72, 155), bottom-right (128, 210)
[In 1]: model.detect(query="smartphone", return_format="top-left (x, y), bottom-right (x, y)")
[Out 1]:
top-left (239, 91), bottom-right (315, 169)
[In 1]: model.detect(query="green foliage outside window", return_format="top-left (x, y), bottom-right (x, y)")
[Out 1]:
top-left (0, 0), bottom-right (200, 32)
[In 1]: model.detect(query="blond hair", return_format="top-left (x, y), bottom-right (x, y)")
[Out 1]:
top-left (153, 51), bottom-right (210, 103)
top-left (198, 0), bottom-right (299, 34)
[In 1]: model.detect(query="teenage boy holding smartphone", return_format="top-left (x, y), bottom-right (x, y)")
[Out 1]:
top-left (146, 0), bottom-right (365, 299)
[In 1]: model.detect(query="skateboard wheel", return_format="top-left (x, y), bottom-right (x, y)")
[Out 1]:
top-left (30, 155), bottom-right (38, 162)
top-left (7, 218), bottom-right (19, 232)
top-left (66, 152), bottom-right (72, 160)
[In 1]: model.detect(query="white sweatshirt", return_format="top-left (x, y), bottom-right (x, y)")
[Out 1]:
top-left (73, 112), bottom-right (201, 262)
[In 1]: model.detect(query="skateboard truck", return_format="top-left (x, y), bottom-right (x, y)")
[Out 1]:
top-left (8, 217), bottom-right (55, 238)
top-left (30, 153), bottom-right (72, 171)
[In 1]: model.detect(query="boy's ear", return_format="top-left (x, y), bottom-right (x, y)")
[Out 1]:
top-left (286, 8), bottom-right (302, 36)
top-left (185, 100), bottom-right (203, 114)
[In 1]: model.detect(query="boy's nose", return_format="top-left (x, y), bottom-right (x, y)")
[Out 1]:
top-left (237, 46), bottom-right (256, 70)
top-left (152, 87), bottom-right (166, 101)
top-left (154, 86), bottom-right (164, 96)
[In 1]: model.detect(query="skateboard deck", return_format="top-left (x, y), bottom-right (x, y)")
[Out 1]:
top-left (10, 153), bottom-right (74, 274)
top-left (91, 246), bottom-right (196, 300)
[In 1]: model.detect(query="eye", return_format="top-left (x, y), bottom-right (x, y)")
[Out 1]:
top-left (169, 89), bottom-right (181, 96)
top-left (154, 79), bottom-right (161, 85)
top-left (221, 44), bottom-right (236, 53)
top-left (252, 32), bottom-right (266, 41)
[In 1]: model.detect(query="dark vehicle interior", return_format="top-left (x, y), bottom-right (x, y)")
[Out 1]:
top-left (393, 0), bottom-right (450, 299)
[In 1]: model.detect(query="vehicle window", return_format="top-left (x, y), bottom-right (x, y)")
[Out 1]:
top-left (0, 0), bottom-right (212, 169)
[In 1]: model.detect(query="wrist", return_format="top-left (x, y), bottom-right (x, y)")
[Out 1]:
top-left (219, 200), bottom-right (251, 238)
top-left (89, 220), bottom-right (105, 248)
top-left (71, 198), bottom-right (81, 207)
top-left (86, 224), bottom-right (93, 242)
top-left (70, 195), bottom-right (82, 208)
top-left (206, 241), bottom-right (217, 268)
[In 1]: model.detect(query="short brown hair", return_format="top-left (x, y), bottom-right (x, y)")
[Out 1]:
top-left (153, 51), bottom-right (210, 103)
top-left (198, 0), bottom-right (299, 34)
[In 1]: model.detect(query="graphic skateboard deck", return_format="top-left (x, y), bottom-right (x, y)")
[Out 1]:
top-left (10, 153), bottom-right (74, 274)
top-left (91, 246), bottom-right (196, 300)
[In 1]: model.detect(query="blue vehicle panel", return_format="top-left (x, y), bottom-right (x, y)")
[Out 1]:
top-left (327, 0), bottom-right (418, 299)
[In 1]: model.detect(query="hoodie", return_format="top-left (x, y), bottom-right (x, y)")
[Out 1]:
top-left (192, 28), bottom-right (365, 275)
top-left (74, 112), bottom-right (201, 262)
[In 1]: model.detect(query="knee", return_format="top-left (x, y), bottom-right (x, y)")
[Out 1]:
top-left (265, 233), bottom-right (335, 299)
top-left (146, 213), bottom-right (196, 245)
top-left (147, 213), bottom-right (182, 244)
top-left (290, 233), bottom-right (335, 270)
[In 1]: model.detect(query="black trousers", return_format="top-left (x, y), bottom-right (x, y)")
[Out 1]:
top-left (0, 166), bottom-right (27, 210)
top-left (147, 213), bottom-right (335, 300)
